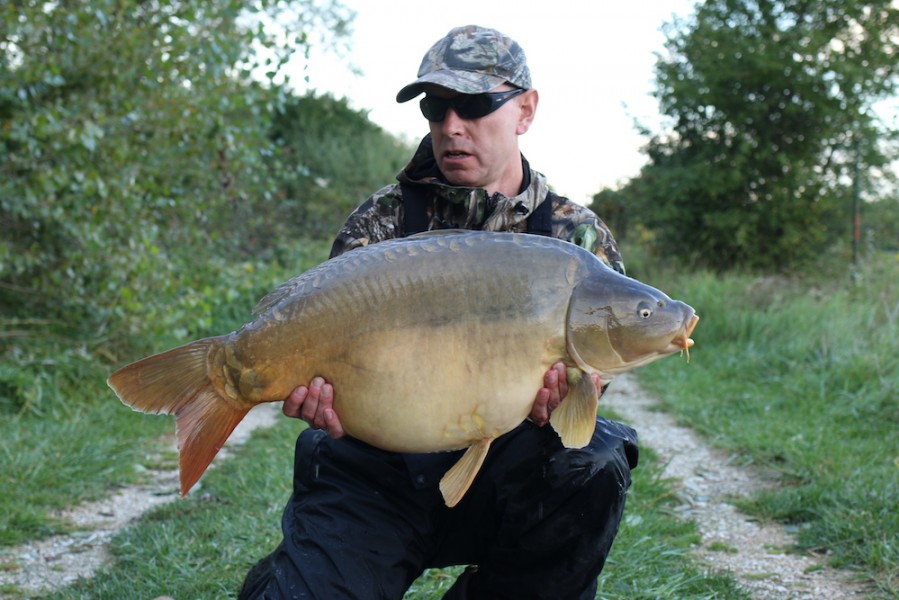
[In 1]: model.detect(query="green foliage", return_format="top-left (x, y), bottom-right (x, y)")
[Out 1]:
top-left (1, 0), bottom-right (341, 322)
top-left (611, 0), bottom-right (899, 272)
top-left (0, 1), bottom-right (413, 416)
top-left (635, 252), bottom-right (899, 593)
top-left (590, 187), bottom-right (631, 242)
top-left (861, 194), bottom-right (899, 252)
top-left (268, 92), bottom-right (413, 240)
top-left (0, 245), bottom-right (329, 547)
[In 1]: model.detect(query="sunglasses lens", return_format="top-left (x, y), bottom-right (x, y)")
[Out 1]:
top-left (454, 95), bottom-right (493, 120)
top-left (419, 96), bottom-right (449, 121)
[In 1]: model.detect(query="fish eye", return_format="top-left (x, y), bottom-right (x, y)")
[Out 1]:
top-left (637, 301), bottom-right (653, 319)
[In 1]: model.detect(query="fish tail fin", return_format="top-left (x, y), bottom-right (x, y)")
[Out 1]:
top-left (549, 368), bottom-right (598, 448)
top-left (107, 336), bottom-right (250, 496)
top-left (439, 439), bottom-right (492, 508)
top-left (173, 385), bottom-right (250, 496)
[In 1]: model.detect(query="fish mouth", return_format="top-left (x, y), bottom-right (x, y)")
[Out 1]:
top-left (668, 313), bottom-right (699, 354)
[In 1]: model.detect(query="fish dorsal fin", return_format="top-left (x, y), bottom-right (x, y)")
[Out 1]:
top-left (404, 228), bottom-right (470, 239)
top-left (253, 231), bottom-right (471, 315)
top-left (439, 438), bottom-right (492, 507)
top-left (252, 261), bottom-right (332, 315)
top-left (549, 368), bottom-right (598, 448)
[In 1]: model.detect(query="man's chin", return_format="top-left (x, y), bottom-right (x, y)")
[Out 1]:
top-left (440, 167), bottom-right (481, 189)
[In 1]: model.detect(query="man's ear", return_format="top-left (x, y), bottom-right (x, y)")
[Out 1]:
top-left (516, 89), bottom-right (539, 135)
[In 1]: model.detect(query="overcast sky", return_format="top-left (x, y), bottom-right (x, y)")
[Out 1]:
top-left (286, 1), bottom-right (697, 204)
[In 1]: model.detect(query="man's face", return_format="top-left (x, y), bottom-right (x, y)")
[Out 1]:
top-left (424, 84), bottom-right (537, 197)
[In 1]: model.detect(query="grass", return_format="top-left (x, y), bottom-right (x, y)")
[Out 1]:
top-left (0, 377), bottom-right (172, 545)
top-left (49, 422), bottom-right (300, 600)
top-left (39, 421), bottom-right (747, 600)
top-left (632, 251), bottom-right (899, 596)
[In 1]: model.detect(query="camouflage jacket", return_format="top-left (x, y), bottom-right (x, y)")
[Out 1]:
top-left (330, 135), bottom-right (625, 275)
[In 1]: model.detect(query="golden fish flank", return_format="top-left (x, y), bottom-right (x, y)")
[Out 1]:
top-left (107, 230), bottom-right (698, 507)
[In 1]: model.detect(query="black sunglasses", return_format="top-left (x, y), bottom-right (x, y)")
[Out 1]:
top-left (419, 88), bottom-right (526, 122)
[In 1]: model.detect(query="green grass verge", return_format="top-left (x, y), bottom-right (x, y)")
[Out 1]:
top-left (47, 421), bottom-right (298, 600)
top-left (40, 420), bottom-right (747, 600)
top-left (633, 252), bottom-right (899, 596)
top-left (0, 241), bottom-right (331, 549)
top-left (1, 403), bottom-right (171, 546)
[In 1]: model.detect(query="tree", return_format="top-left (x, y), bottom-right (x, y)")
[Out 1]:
top-left (0, 0), bottom-right (352, 323)
top-left (630, 0), bottom-right (898, 271)
top-left (268, 92), bottom-right (412, 241)
top-left (0, 1), bottom-right (363, 411)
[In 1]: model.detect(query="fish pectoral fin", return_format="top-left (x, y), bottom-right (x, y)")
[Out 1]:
top-left (549, 368), bottom-right (598, 448)
top-left (439, 439), bottom-right (492, 508)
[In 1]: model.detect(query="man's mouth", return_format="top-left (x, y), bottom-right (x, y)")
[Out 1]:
top-left (444, 150), bottom-right (470, 159)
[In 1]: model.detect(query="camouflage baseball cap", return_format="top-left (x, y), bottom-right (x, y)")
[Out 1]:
top-left (396, 25), bottom-right (531, 103)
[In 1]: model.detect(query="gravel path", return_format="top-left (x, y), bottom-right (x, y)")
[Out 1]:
top-left (2, 375), bottom-right (872, 598)
top-left (602, 373), bottom-right (871, 599)
top-left (0, 403), bottom-right (282, 598)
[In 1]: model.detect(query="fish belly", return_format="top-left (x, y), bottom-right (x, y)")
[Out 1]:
top-left (325, 320), bottom-right (561, 452)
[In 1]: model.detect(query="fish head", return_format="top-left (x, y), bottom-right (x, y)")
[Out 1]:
top-left (565, 270), bottom-right (698, 378)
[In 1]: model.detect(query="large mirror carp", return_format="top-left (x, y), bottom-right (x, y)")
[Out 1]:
top-left (108, 230), bottom-right (698, 507)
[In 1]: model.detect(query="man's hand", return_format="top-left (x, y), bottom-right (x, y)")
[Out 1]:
top-left (283, 376), bottom-right (345, 439)
top-left (529, 361), bottom-right (602, 427)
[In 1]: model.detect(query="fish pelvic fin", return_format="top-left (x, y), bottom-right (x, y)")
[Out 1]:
top-left (439, 439), bottom-right (492, 508)
top-left (549, 368), bottom-right (598, 448)
top-left (107, 336), bottom-right (249, 496)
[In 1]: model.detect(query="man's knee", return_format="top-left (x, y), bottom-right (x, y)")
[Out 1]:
top-left (548, 418), bottom-right (638, 493)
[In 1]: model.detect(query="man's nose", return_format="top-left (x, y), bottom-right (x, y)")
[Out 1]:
top-left (440, 107), bottom-right (466, 134)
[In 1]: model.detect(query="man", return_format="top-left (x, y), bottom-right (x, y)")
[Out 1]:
top-left (239, 25), bottom-right (638, 600)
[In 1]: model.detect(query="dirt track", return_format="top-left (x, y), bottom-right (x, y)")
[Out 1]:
top-left (603, 374), bottom-right (870, 599)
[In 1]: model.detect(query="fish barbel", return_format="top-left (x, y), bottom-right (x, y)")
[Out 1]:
top-left (108, 231), bottom-right (698, 506)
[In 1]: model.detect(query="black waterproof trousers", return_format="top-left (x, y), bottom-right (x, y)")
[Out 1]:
top-left (239, 417), bottom-right (638, 600)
